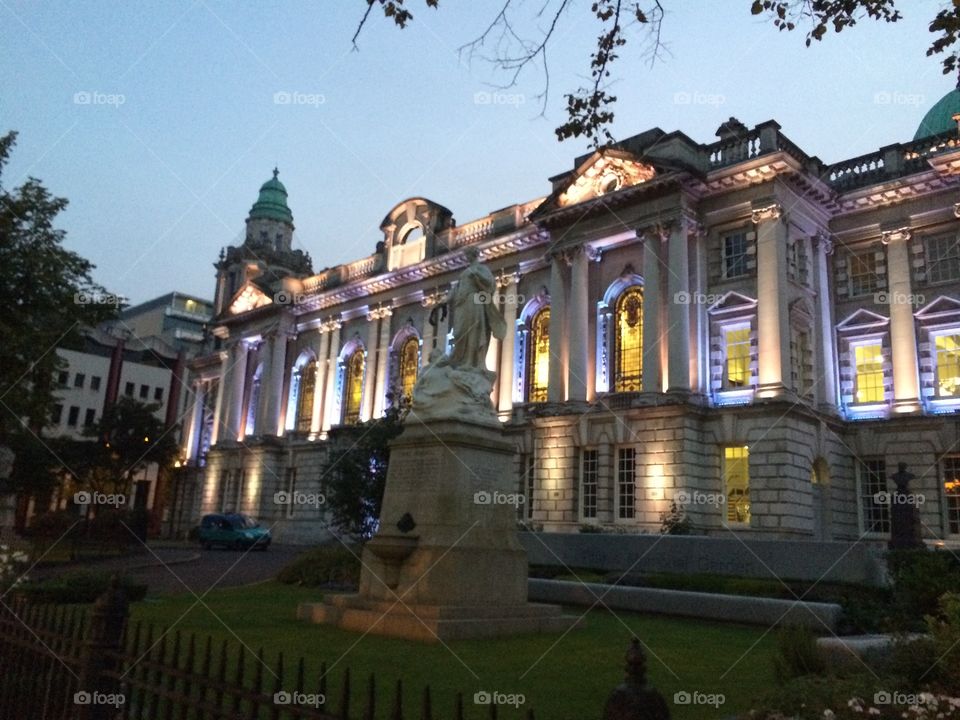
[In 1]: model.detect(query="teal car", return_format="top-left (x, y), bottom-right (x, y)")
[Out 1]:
top-left (198, 513), bottom-right (271, 550)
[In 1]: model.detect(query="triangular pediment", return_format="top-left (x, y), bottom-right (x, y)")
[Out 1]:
top-left (915, 295), bottom-right (960, 320)
top-left (556, 149), bottom-right (657, 208)
top-left (837, 308), bottom-right (889, 332)
top-left (227, 282), bottom-right (273, 315)
top-left (707, 291), bottom-right (757, 315)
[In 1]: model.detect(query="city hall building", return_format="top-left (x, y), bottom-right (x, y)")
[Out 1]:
top-left (176, 93), bottom-right (960, 545)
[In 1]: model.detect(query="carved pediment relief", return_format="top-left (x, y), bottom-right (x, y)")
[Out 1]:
top-left (227, 282), bottom-right (273, 315)
top-left (557, 150), bottom-right (657, 208)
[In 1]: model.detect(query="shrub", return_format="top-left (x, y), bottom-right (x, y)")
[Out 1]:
top-left (659, 501), bottom-right (693, 535)
top-left (16, 571), bottom-right (147, 604)
top-left (772, 625), bottom-right (826, 684)
top-left (276, 545), bottom-right (361, 589)
top-left (887, 549), bottom-right (960, 630)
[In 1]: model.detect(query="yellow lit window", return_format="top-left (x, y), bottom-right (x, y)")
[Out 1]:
top-left (725, 327), bottom-right (751, 387)
top-left (295, 362), bottom-right (316, 433)
top-left (935, 334), bottom-right (960, 398)
top-left (343, 349), bottom-right (364, 424)
top-left (854, 343), bottom-right (884, 403)
top-left (398, 336), bottom-right (419, 402)
top-left (724, 446), bottom-right (750, 524)
top-left (528, 308), bottom-right (550, 402)
top-left (614, 287), bottom-right (643, 392)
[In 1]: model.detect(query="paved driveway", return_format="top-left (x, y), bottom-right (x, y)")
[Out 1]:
top-left (32, 543), bottom-right (316, 596)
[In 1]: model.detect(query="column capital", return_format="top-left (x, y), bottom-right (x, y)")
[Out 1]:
top-left (812, 231), bottom-right (834, 255)
top-left (496, 269), bottom-right (521, 289)
top-left (880, 225), bottom-right (911, 245)
top-left (421, 289), bottom-right (449, 308)
top-left (319, 317), bottom-right (343, 333)
top-left (750, 200), bottom-right (782, 224)
top-left (367, 306), bottom-right (393, 321)
top-left (954, 202), bottom-right (960, 219)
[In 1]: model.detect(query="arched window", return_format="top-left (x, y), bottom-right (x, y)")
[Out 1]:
top-left (343, 349), bottom-right (365, 424)
top-left (614, 287), bottom-right (643, 392)
top-left (295, 362), bottom-right (316, 433)
top-left (527, 307), bottom-right (550, 402)
top-left (398, 336), bottom-right (420, 403)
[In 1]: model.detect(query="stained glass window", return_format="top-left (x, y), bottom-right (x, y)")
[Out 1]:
top-left (398, 336), bottom-right (419, 402)
top-left (527, 308), bottom-right (550, 402)
top-left (343, 349), bottom-right (364, 424)
top-left (295, 362), bottom-right (316, 433)
top-left (615, 287), bottom-right (643, 392)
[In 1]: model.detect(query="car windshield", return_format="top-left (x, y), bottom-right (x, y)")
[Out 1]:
top-left (229, 515), bottom-right (259, 529)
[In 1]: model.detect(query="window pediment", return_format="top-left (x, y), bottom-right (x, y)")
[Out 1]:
top-left (837, 308), bottom-right (889, 333)
top-left (916, 295), bottom-right (960, 322)
top-left (707, 291), bottom-right (757, 316)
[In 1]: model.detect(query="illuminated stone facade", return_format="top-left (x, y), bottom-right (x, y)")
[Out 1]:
top-left (178, 105), bottom-right (960, 545)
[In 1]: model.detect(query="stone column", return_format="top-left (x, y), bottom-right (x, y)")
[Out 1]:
top-left (225, 342), bottom-right (248, 441)
top-left (362, 309), bottom-right (382, 421)
top-left (568, 246), bottom-right (590, 401)
top-left (547, 252), bottom-right (568, 402)
top-left (641, 230), bottom-right (663, 393)
top-left (666, 219), bottom-right (691, 392)
top-left (183, 380), bottom-right (202, 461)
top-left (310, 327), bottom-right (331, 436)
top-left (421, 295), bottom-right (437, 360)
top-left (259, 330), bottom-right (288, 437)
top-left (882, 226), bottom-right (921, 413)
top-left (485, 291), bottom-right (501, 374)
top-left (498, 272), bottom-right (520, 413)
top-left (210, 351), bottom-right (229, 445)
top-left (753, 201), bottom-right (789, 397)
top-left (373, 308), bottom-right (393, 418)
top-left (813, 233), bottom-right (839, 410)
top-left (436, 297), bottom-right (450, 355)
top-left (322, 320), bottom-right (342, 432)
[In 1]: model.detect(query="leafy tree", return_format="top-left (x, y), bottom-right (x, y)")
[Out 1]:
top-left (354, 1), bottom-right (960, 146)
top-left (0, 129), bottom-right (117, 504)
top-left (321, 402), bottom-right (406, 539)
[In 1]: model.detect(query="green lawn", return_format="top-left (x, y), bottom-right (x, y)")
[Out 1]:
top-left (130, 582), bottom-right (776, 720)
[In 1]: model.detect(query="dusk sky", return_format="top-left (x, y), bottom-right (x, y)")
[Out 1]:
top-left (2, 0), bottom-right (953, 306)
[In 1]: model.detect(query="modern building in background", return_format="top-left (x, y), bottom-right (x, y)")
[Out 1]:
top-left (176, 91), bottom-right (960, 545)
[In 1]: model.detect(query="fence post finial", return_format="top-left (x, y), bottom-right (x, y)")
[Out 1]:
top-left (601, 637), bottom-right (670, 720)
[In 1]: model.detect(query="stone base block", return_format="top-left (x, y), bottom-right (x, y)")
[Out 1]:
top-left (298, 595), bottom-right (578, 642)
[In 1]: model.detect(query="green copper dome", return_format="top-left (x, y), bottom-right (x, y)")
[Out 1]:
top-left (914, 89), bottom-right (960, 140)
top-left (248, 168), bottom-right (293, 224)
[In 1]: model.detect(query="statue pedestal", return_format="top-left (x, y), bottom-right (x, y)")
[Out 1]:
top-left (298, 418), bottom-right (574, 641)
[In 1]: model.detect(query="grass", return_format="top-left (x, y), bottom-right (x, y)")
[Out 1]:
top-left (130, 581), bottom-right (777, 720)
